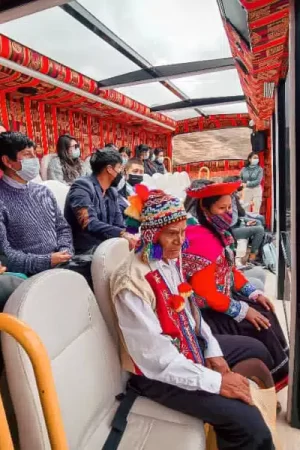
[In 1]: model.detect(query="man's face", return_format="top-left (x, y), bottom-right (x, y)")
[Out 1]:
top-left (2, 146), bottom-right (36, 172)
top-left (106, 162), bottom-right (123, 184)
top-left (126, 163), bottom-right (144, 180)
top-left (158, 220), bottom-right (187, 261)
top-left (141, 151), bottom-right (150, 160)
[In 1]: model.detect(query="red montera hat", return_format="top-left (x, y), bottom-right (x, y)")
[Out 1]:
top-left (186, 181), bottom-right (241, 199)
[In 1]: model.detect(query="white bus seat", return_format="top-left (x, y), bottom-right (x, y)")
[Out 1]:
top-left (142, 173), bottom-right (152, 185)
top-left (179, 171), bottom-right (191, 189)
top-left (2, 270), bottom-right (206, 450)
top-left (40, 180), bottom-right (70, 212)
top-left (40, 154), bottom-right (56, 181)
top-left (91, 238), bottom-right (130, 345)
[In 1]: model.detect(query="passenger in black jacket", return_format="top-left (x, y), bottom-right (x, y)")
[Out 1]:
top-left (135, 144), bottom-right (157, 176)
top-left (65, 149), bottom-right (138, 254)
top-left (152, 148), bottom-right (167, 174)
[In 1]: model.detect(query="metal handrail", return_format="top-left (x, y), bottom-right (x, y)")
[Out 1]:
top-left (0, 313), bottom-right (68, 450)
top-left (164, 156), bottom-right (173, 172)
top-left (198, 166), bottom-right (210, 179)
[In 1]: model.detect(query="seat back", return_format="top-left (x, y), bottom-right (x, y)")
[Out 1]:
top-left (2, 270), bottom-right (124, 450)
top-left (91, 239), bottom-right (130, 345)
top-left (41, 180), bottom-right (70, 212)
top-left (40, 154), bottom-right (56, 181)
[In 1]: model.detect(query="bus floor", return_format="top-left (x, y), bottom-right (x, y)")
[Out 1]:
top-left (265, 271), bottom-right (300, 448)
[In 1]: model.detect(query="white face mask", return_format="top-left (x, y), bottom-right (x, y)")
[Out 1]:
top-left (157, 156), bottom-right (164, 164)
top-left (16, 158), bottom-right (40, 182)
top-left (71, 146), bottom-right (80, 160)
top-left (251, 159), bottom-right (259, 166)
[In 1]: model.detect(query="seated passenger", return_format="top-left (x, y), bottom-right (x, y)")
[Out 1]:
top-left (152, 148), bottom-right (167, 174)
top-left (110, 185), bottom-right (276, 450)
top-left (105, 142), bottom-right (118, 151)
top-left (135, 144), bottom-right (157, 176)
top-left (117, 158), bottom-right (145, 217)
top-left (48, 134), bottom-right (87, 185)
top-left (119, 146), bottom-right (132, 166)
top-left (64, 149), bottom-right (138, 254)
top-left (0, 132), bottom-right (73, 276)
top-left (224, 175), bottom-right (265, 226)
top-left (184, 179), bottom-right (266, 290)
top-left (182, 180), bottom-right (289, 390)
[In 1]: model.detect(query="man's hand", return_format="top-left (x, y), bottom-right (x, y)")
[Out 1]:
top-left (0, 264), bottom-right (7, 275)
top-left (246, 220), bottom-right (257, 226)
top-left (122, 232), bottom-right (139, 251)
top-left (51, 251), bottom-right (72, 267)
top-left (256, 294), bottom-right (275, 312)
top-left (245, 306), bottom-right (271, 331)
top-left (206, 357), bottom-right (230, 375)
top-left (220, 372), bottom-right (253, 405)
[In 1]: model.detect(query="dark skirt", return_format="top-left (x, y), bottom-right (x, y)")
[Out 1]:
top-left (201, 300), bottom-right (289, 388)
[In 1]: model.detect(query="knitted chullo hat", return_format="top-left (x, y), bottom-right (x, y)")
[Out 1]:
top-left (125, 184), bottom-right (187, 263)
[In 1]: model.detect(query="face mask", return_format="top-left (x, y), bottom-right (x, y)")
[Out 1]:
top-left (111, 171), bottom-right (123, 188)
top-left (71, 146), bottom-right (80, 160)
top-left (16, 158), bottom-right (40, 182)
top-left (150, 154), bottom-right (156, 162)
top-left (122, 157), bottom-right (128, 165)
top-left (157, 157), bottom-right (164, 164)
top-left (210, 212), bottom-right (233, 232)
top-left (251, 159), bottom-right (259, 166)
top-left (128, 174), bottom-right (143, 186)
top-left (143, 153), bottom-right (149, 160)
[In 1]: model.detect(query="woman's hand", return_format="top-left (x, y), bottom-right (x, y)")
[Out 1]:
top-left (245, 306), bottom-right (271, 331)
top-left (256, 294), bottom-right (275, 312)
top-left (206, 357), bottom-right (230, 375)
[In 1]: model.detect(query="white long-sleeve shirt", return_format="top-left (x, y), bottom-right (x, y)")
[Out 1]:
top-left (115, 259), bottom-right (223, 394)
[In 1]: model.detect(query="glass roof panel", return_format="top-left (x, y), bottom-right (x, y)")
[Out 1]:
top-left (164, 109), bottom-right (201, 120)
top-left (172, 70), bottom-right (243, 99)
top-left (116, 83), bottom-right (179, 108)
top-left (0, 7), bottom-right (140, 80)
top-left (200, 102), bottom-right (249, 115)
top-left (78, 0), bottom-right (232, 65)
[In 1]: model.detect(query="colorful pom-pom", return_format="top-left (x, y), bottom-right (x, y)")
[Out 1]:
top-left (135, 184), bottom-right (150, 202)
top-left (178, 282), bottom-right (193, 298)
top-left (169, 295), bottom-right (185, 313)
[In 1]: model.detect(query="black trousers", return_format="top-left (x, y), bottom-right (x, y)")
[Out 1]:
top-left (128, 335), bottom-right (275, 450)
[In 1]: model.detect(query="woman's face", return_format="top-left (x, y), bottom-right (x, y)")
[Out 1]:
top-left (250, 155), bottom-right (259, 165)
top-left (205, 195), bottom-right (232, 216)
top-left (68, 139), bottom-right (78, 154)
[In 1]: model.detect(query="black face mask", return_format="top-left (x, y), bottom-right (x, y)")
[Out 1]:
top-left (128, 174), bottom-right (143, 186)
top-left (111, 171), bottom-right (123, 188)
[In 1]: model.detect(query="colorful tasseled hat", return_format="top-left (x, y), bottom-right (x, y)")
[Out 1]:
top-left (186, 181), bottom-right (241, 199)
top-left (125, 185), bottom-right (187, 262)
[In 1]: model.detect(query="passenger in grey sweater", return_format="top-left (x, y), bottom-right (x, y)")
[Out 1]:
top-left (0, 132), bottom-right (74, 276)
top-left (240, 152), bottom-right (264, 213)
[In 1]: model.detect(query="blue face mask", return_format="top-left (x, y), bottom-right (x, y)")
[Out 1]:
top-left (16, 158), bottom-right (40, 182)
top-left (122, 157), bottom-right (128, 165)
top-left (71, 146), bottom-right (81, 160)
top-left (250, 159), bottom-right (259, 166)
